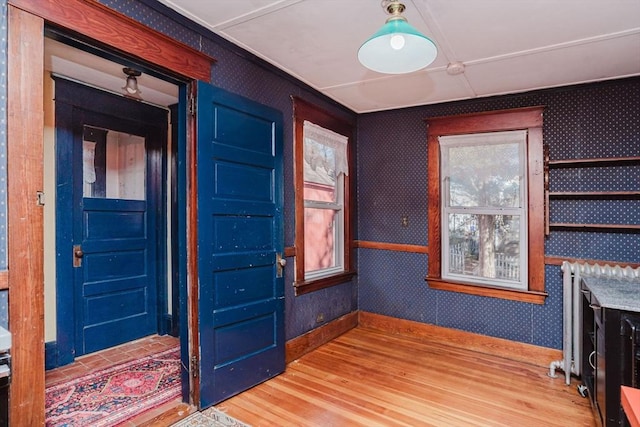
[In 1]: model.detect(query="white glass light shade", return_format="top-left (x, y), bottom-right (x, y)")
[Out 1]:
top-left (358, 18), bottom-right (437, 74)
top-left (124, 76), bottom-right (139, 94)
top-left (122, 68), bottom-right (143, 99)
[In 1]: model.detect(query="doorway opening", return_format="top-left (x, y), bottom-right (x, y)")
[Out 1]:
top-left (42, 34), bottom-right (184, 410)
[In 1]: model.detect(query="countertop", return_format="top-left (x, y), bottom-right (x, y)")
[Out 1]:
top-left (622, 386), bottom-right (640, 427)
top-left (582, 276), bottom-right (640, 312)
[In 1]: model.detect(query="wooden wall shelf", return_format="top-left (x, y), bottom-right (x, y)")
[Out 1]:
top-left (547, 156), bottom-right (640, 168)
top-left (544, 148), bottom-right (639, 235)
top-left (549, 223), bottom-right (640, 233)
top-left (548, 191), bottom-right (640, 199)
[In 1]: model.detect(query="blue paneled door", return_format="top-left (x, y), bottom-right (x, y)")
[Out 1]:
top-left (55, 78), bottom-right (167, 362)
top-left (195, 82), bottom-right (285, 407)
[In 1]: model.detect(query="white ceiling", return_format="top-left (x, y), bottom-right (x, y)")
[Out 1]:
top-left (156, 0), bottom-right (640, 113)
top-left (44, 38), bottom-right (180, 108)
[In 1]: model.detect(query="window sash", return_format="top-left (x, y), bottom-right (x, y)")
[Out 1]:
top-left (440, 131), bottom-right (528, 290)
top-left (303, 176), bottom-right (345, 278)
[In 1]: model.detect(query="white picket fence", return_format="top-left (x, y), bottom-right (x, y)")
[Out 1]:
top-left (449, 244), bottom-right (519, 279)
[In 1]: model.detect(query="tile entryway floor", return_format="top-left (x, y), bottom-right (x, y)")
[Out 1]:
top-left (45, 334), bottom-right (180, 387)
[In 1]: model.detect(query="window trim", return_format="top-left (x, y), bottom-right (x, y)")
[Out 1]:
top-left (426, 107), bottom-right (547, 304)
top-left (292, 97), bottom-right (356, 295)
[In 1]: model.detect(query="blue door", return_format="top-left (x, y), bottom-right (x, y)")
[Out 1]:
top-left (195, 82), bottom-right (285, 407)
top-left (55, 78), bottom-right (167, 362)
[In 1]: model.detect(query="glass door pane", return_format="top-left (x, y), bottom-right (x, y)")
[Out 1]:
top-left (83, 126), bottom-right (146, 200)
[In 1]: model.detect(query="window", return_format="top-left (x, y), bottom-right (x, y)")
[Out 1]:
top-left (293, 97), bottom-right (355, 295)
top-left (440, 131), bottom-right (528, 290)
top-left (426, 107), bottom-right (546, 304)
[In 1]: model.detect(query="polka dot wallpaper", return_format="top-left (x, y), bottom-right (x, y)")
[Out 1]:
top-left (0, 0), bottom-right (637, 347)
top-left (358, 78), bottom-right (639, 349)
top-left (96, 0), bottom-right (359, 340)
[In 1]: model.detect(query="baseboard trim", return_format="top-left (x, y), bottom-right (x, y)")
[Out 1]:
top-left (45, 341), bottom-right (58, 370)
top-left (285, 311), bottom-right (358, 364)
top-left (358, 311), bottom-right (561, 368)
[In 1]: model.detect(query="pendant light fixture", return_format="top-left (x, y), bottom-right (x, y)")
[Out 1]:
top-left (122, 67), bottom-right (143, 99)
top-left (358, 0), bottom-right (437, 74)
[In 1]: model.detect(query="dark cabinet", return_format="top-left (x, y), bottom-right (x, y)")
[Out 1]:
top-left (581, 279), bottom-right (640, 426)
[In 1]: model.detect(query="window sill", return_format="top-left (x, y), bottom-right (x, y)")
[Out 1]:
top-left (425, 277), bottom-right (547, 304)
top-left (294, 271), bottom-right (357, 296)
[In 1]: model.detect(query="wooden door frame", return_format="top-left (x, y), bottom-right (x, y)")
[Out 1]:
top-left (7, 0), bottom-right (213, 423)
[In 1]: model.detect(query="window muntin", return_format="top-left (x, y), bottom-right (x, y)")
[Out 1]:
top-left (440, 130), bottom-right (528, 290)
top-left (302, 121), bottom-right (348, 280)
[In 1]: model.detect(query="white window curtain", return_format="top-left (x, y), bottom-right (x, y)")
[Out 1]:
top-left (303, 120), bottom-right (349, 176)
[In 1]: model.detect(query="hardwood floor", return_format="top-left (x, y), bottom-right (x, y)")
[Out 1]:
top-left (215, 327), bottom-right (595, 426)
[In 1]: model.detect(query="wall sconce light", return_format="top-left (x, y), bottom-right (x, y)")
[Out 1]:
top-left (122, 67), bottom-right (142, 99)
top-left (358, 0), bottom-right (437, 74)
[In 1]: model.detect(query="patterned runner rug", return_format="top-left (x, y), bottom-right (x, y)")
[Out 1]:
top-left (45, 346), bottom-right (181, 426)
top-left (172, 407), bottom-right (251, 427)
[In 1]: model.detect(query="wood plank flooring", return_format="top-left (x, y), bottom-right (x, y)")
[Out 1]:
top-left (215, 327), bottom-right (594, 426)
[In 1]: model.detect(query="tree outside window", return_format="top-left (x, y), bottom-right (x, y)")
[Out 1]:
top-left (440, 131), bottom-right (528, 290)
top-left (426, 107), bottom-right (546, 304)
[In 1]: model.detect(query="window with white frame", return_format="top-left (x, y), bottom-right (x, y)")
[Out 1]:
top-left (440, 130), bottom-right (528, 290)
top-left (302, 121), bottom-right (348, 280)
top-left (292, 97), bottom-right (355, 296)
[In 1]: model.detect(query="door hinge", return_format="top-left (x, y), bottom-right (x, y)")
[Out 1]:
top-left (190, 355), bottom-right (198, 378)
top-left (36, 191), bottom-right (45, 206)
top-left (189, 95), bottom-right (196, 116)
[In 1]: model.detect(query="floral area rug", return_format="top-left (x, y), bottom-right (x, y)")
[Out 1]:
top-left (45, 347), bottom-right (181, 427)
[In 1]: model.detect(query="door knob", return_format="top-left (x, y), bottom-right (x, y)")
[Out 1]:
top-left (276, 253), bottom-right (286, 278)
top-left (73, 244), bottom-right (83, 268)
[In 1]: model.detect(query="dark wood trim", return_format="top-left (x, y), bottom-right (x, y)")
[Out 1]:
top-left (6, 1), bottom-right (209, 420)
top-left (285, 311), bottom-right (358, 364)
top-left (426, 106), bottom-right (545, 135)
top-left (284, 246), bottom-right (296, 258)
top-left (8, 0), bottom-right (214, 82)
top-left (426, 278), bottom-right (547, 304)
top-left (293, 99), bottom-right (305, 278)
top-left (7, 6), bottom-right (46, 425)
top-left (186, 83), bottom-right (200, 406)
top-left (0, 271), bottom-right (7, 291)
top-left (427, 122), bottom-right (441, 278)
top-left (291, 97), bottom-right (356, 295)
top-left (545, 256), bottom-right (640, 269)
top-left (358, 311), bottom-right (560, 368)
top-left (294, 271), bottom-right (357, 296)
top-left (426, 107), bottom-right (546, 299)
top-left (354, 240), bottom-right (429, 254)
top-left (527, 126), bottom-right (545, 293)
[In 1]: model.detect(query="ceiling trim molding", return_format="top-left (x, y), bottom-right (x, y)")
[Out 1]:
top-left (8, 0), bottom-right (214, 82)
